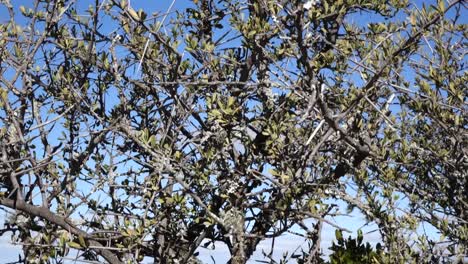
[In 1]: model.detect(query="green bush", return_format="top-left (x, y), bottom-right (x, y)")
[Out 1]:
top-left (328, 230), bottom-right (384, 264)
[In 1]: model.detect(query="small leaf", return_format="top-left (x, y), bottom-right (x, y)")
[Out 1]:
top-left (78, 235), bottom-right (87, 247)
top-left (410, 15), bottom-right (416, 26)
top-left (120, 0), bottom-right (128, 9)
top-left (438, 0), bottom-right (445, 12)
top-left (128, 7), bottom-right (139, 21)
top-left (357, 229), bottom-right (363, 243)
top-left (335, 229), bottom-right (343, 242)
top-left (68, 241), bottom-right (81, 249)
top-left (19, 6), bottom-right (26, 15)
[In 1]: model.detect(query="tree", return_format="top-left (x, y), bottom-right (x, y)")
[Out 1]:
top-left (0, 0), bottom-right (466, 263)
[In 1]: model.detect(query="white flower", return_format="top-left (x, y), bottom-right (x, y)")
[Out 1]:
top-left (304, 0), bottom-right (320, 10)
top-left (272, 15), bottom-right (278, 24)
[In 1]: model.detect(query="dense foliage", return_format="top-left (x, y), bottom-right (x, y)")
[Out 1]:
top-left (0, 0), bottom-right (466, 263)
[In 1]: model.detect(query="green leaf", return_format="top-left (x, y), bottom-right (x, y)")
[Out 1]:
top-left (357, 229), bottom-right (363, 243)
top-left (335, 229), bottom-right (343, 242)
top-left (68, 241), bottom-right (82, 249)
top-left (128, 7), bottom-right (139, 21)
top-left (19, 6), bottom-right (26, 15)
top-left (120, 0), bottom-right (128, 8)
top-left (78, 235), bottom-right (87, 247)
top-left (438, 0), bottom-right (445, 12)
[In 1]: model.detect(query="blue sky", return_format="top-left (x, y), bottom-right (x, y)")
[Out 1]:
top-left (0, 0), bottom-right (463, 263)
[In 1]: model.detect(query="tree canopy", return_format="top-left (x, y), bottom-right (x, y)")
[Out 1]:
top-left (0, 0), bottom-right (466, 263)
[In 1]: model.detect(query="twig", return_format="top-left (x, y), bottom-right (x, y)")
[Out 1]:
top-left (306, 120), bottom-right (325, 145)
top-left (136, 0), bottom-right (177, 76)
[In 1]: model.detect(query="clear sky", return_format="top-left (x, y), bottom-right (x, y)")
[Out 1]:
top-left (0, 0), bottom-right (462, 263)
